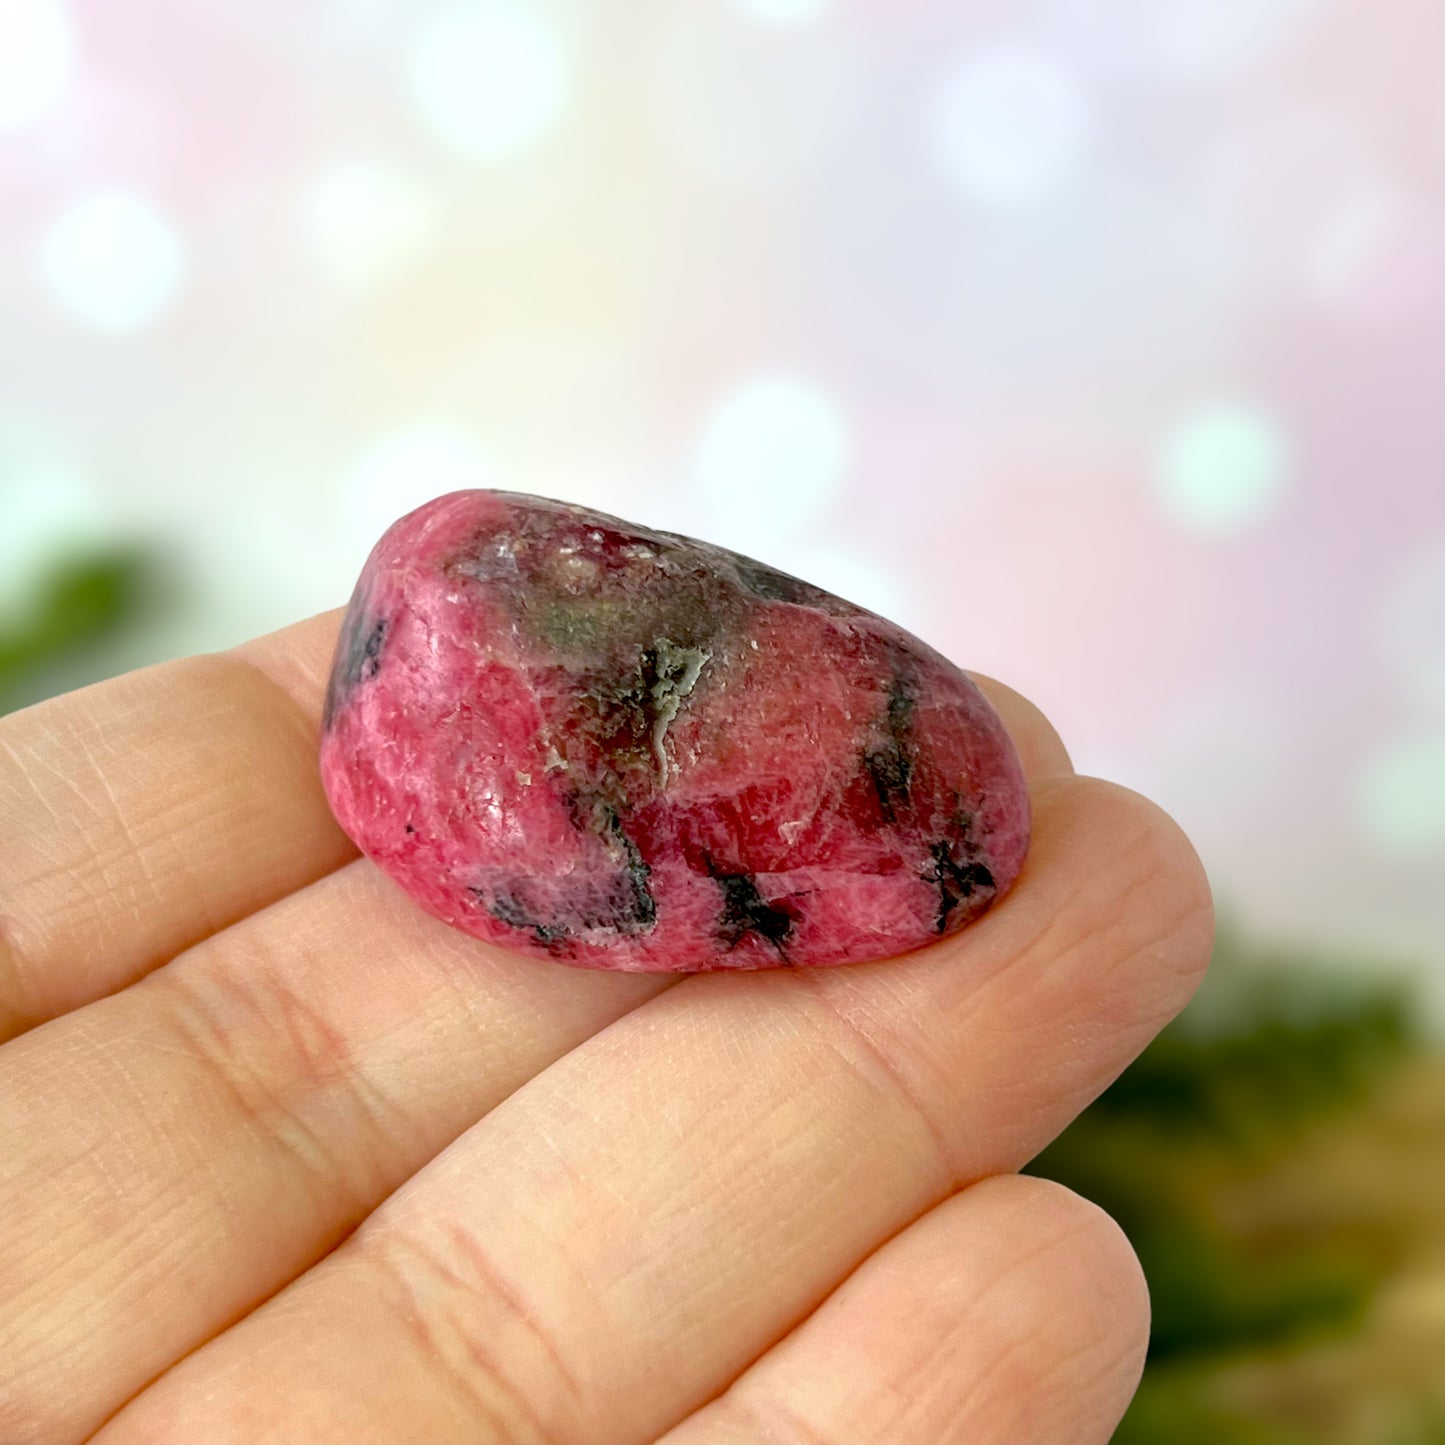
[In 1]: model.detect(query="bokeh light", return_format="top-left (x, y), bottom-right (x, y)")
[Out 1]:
top-left (1155, 401), bottom-right (1291, 536)
top-left (340, 425), bottom-right (501, 561)
top-left (302, 160), bottom-right (440, 293)
top-left (694, 373), bottom-right (850, 542)
top-left (38, 189), bottom-right (189, 334)
top-left (1358, 736), bottom-right (1445, 855)
top-left (0, 0), bottom-right (75, 131)
top-left (406, 2), bottom-right (571, 163)
top-left (734, 0), bottom-right (831, 25)
top-left (926, 41), bottom-right (1094, 211)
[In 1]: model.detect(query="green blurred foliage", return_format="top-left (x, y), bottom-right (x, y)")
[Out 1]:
top-left (1118, 1386), bottom-right (1323, 1445)
top-left (1119, 1387), bottom-right (1445, 1445)
top-left (1115, 1384), bottom-right (1445, 1445)
top-left (1097, 959), bottom-right (1414, 1146)
top-left (1030, 924), bottom-right (1439, 1444)
top-left (0, 548), bottom-right (161, 715)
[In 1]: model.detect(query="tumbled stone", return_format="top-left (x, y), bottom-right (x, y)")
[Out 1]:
top-left (319, 491), bottom-right (1030, 972)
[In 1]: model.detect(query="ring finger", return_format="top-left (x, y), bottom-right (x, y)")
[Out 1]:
top-left (659, 1174), bottom-right (1149, 1445)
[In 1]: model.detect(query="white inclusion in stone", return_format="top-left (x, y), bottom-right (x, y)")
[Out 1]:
top-left (694, 372), bottom-right (850, 540)
top-left (1381, 539), bottom-right (1445, 716)
top-left (1155, 401), bottom-right (1291, 537)
top-left (39, 189), bottom-right (190, 334)
top-left (406, 1), bottom-right (570, 163)
top-left (926, 41), bottom-right (1095, 212)
top-left (341, 425), bottom-right (499, 559)
top-left (1358, 735), bottom-right (1445, 855)
top-left (734, 0), bottom-right (831, 24)
top-left (302, 159), bottom-right (440, 292)
top-left (0, 0), bottom-right (75, 130)
top-left (648, 640), bottom-right (712, 785)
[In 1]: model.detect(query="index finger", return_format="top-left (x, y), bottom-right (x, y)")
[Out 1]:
top-left (0, 610), bottom-right (356, 1040)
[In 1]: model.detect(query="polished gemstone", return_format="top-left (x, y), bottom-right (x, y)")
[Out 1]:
top-left (319, 491), bottom-right (1030, 971)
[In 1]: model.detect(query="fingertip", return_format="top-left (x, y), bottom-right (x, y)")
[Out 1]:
top-left (968, 673), bottom-right (1074, 780)
top-left (1073, 776), bottom-right (1216, 1015)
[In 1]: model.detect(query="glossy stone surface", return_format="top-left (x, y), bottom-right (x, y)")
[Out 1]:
top-left (320, 491), bottom-right (1030, 971)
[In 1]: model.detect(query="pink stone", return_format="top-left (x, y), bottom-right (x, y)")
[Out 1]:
top-left (319, 491), bottom-right (1030, 972)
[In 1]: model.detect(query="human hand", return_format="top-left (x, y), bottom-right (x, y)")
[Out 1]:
top-left (0, 609), bottom-right (1212, 1445)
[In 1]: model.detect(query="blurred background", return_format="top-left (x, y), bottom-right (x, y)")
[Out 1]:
top-left (1, 0), bottom-right (1442, 1437)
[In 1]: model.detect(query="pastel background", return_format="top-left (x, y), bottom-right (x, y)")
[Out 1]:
top-left (2, 0), bottom-right (1443, 1439)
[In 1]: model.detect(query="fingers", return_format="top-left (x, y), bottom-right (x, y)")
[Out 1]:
top-left (0, 610), bottom-right (354, 1041)
top-left (0, 863), bottom-right (669, 1445)
top-left (0, 676), bottom-right (1068, 1445)
top-left (659, 1175), bottom-right (1148, 1445)
top-left (94, 772), bottom-right (1210, 1445)
top-left (967, 672), bottom-right (1073, 780)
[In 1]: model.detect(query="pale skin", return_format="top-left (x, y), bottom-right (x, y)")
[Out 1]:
top-left (0, 608), bottom-right (1213, 1445)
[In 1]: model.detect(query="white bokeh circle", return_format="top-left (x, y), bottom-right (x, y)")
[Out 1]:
top-left (406, 2), bottom-right (571, 162)
top-left (1358, 735), bottom-right (1445, 855)
top-left (0, 0), bottom-right (75, 131)
top-left (1156, 401), bottom-right (1291, 536)
top-left (341, 425), bottom-right (500, 559)
top-left (39, 189), bottom-right (190, 334)
top-left (694, 372), bottom-right (851, 541)
top-left (303, 159), bottom-right (440, 292)
top-left (926, 42), bottom-right (1095, 211)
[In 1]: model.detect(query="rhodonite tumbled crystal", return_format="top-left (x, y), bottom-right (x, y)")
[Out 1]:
top-left (319, 491), bottom-right (1030, 971)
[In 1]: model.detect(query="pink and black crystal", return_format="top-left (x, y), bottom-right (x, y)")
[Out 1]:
top-left (319, 491), bottom-right (1030, 972)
